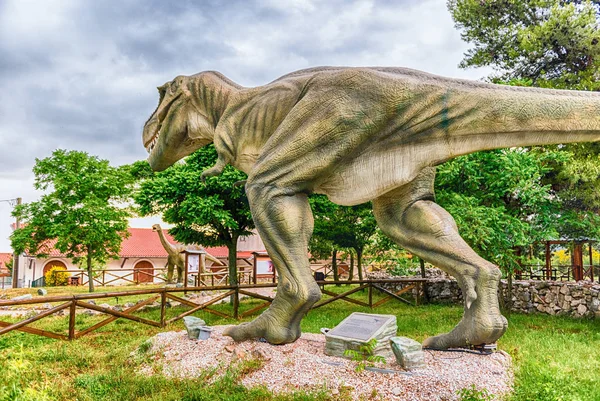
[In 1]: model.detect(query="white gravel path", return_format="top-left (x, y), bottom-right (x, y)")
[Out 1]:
top-left (137, 325), bottom-right (513, 400)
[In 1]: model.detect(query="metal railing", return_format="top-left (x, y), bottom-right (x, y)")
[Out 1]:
top-left (0, 278), bottom-right (426, 341)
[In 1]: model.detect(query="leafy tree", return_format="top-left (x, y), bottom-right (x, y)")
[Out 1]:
top-left (448, 0), bottom-right (600, 89)
top-left (134, 145), bottom-right (254, 286)
top-left (446, 0), bottom-right (600, 267)
top-left (11, 150), bottom-right (134, 292)
top-left (309, 195), bottom-right (377, 281)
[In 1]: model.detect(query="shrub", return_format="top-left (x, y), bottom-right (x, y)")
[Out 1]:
top-left (45, 266), bottom-right (69, 286)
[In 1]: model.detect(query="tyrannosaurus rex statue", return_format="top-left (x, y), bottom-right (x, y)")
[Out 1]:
top-left (142, 66), bottom-right (600, 349)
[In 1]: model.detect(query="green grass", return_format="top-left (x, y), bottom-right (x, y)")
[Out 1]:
top-left (1, 284), bottom-right (599, 400)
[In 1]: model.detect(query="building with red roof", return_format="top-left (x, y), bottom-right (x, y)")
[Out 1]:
top-left (0, 253), bottom-right (12, 277)
top-left (15, 228), bottom-right (266, 288)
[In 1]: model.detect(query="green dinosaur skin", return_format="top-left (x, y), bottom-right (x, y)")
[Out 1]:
top-left (142, 67), bottom-right (600, 348)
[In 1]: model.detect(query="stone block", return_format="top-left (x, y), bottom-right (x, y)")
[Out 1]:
top-left (390, 336), bottom-right (425, 370)
top-left (325, 313), bottom-right (396, 359)
top-left (183, 316), bottom-right (206, 340)
top-left (12, 294), bottom-right (33, 301)
top-left (577, 304), bottom-right (588, 315)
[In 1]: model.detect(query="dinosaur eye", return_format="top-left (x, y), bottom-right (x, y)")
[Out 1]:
top-left (170, 79), bottom-right (179, 92)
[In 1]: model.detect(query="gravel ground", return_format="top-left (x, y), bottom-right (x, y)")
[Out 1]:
top-left (137, 325), bottom-right (513, 400)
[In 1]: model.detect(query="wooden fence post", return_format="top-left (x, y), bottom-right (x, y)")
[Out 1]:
top-left (160, 290), bottom-right (167, 327)
top-left (368, 282), bottom-right (373, 308)
top-left (68, 300), bottom-right (76, 340)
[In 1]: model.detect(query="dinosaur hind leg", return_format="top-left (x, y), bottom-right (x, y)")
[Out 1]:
top-left (176, 264), bottom-right (183, 284)
top-left (223, 184), bottom-right (321, 345)
top-left (372, 168), bottom-right (507, 349)
top-left (166, 263), bottom-right (175, 284)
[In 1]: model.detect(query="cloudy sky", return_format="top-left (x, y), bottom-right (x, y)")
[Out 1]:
top-left (0, 0), bottom-right (493, 252)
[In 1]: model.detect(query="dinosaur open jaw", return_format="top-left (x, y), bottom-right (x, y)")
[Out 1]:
top-left (145, 127), bottom-right (161, 154)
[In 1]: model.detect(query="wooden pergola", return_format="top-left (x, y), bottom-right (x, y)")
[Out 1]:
top-left (517, 240), bottom-right (597, 282)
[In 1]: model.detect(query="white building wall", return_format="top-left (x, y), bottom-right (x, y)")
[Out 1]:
top-left (19, 256), bottom-right (170, 287)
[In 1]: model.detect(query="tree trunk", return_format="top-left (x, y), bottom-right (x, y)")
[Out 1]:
top-left (348, 251), bottom-right (354, 282)
top-left (87, 244), bottom-right (94, 293)
top-left (228, 237), bottom-right (238, 287)
top-left (228, 237), bottom-right (238, 305)
top-left (332, 249), bottom-right (339, 285)
top-left (356, 248), bottom-right (363, 281)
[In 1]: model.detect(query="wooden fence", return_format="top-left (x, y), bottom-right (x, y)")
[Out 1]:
top-left (0, 279), bottom-right (426, 341)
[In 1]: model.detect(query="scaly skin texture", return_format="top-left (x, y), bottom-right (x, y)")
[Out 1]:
top-left (142, 67), bottom-right (600, 348)
top-left (152, 224), bottom-right (223, 284)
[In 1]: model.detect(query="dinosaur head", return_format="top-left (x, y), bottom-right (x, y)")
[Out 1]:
top-left (143, 75), bottom-right (215, 171)
top-left (151, 224), bottom-right (161, 232)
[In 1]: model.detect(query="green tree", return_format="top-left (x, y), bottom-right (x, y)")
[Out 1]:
top-left (448, 0), bottom-right (600, 90)
top-left (309, 195), bottom-right (377, 281)
top-left (446, 0), bottom-right (600, 254)
top-left (11, 150), bottom-right (134, 292)
top-left (134, 145), bottom-right (254, 286)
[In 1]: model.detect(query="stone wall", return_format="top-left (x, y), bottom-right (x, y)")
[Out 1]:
top-left (369, 270), bottom-right (600, 318)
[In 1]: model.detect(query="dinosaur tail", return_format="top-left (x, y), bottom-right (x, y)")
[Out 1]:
top-left (443, 83), bottom-right (600, 158)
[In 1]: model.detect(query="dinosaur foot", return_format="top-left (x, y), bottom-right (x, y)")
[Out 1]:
top-left (224, 280), bottom-right (321, 345)
top-left (422, 312), bottom-right (507, 349)
top-left (424, 268), bottom-right (507, 349)
top-left (223, 310), bottom-right (302, 345)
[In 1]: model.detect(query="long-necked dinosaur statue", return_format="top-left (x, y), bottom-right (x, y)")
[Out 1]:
top-left (142, 67), bottom-right (600, 349)
top-left (152, 224), bottom-right (223, 284)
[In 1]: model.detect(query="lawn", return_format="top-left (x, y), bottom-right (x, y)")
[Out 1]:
top-left (0, 285), bottom-right (599, 400)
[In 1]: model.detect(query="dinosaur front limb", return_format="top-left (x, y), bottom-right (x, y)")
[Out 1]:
top-left (373, 170), bottom-right (507, 348)
top-left (223, 184), bottom-right (321, 344)
top-left (200, 158), bottom-right (227, 182)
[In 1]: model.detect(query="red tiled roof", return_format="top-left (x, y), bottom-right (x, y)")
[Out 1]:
top-left (26, 228), bottom-right (262, 259)
top-left (0, 253), bottom-right (11, 276)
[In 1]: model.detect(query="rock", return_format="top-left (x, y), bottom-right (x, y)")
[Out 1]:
top-left (112, 305), bottom-right (123, 312)
top-left (325, 313), bottom-right (397, 359)
top-left (183, 316), bottom-right (206, 340)
top-left (43, 303), bottom-right (53, 310)
top-left (88, 300), bottom-right (96, 305)
top-left (232, 348), bottom-right (247, 362)
top-left (99, 303), bottom-right (111, 310)
top-left (176, 283), bottom-right (184, 288)
top-left (590, 298), bottom-right (600, 312)
top-left (124, 302), bottom-right (135, 308)
top-left (224, 345), bottom-right (235, 353)
top-left (391, 387), bottom-right (403, 396)
top-left (577, 304), bottom-right (588, 315)
top-left (37, 289), bottom-right (48, 296)
top-left (12, 294), bottom-right (33, 301)
top-left (390, 336), bottom-right (425, 370)
top-left (251, 348), bottom-right (272, 361)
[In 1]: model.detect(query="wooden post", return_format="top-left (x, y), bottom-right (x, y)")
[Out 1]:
top-left (184, 252), bottom-right (189, 295)
top-left (419, 257), bottom-right (428, 304)
top-left (368, 283), bottom-right (373, 308)
top-left (545, 241), bottom-right (551, 280)
top-left (160, 290), bottom-right (167, 327)
top-left (572, 242), bottom-right (584, 281)
top-left (589, 242), bottom-right (594, 282)
top-left (68, 300), bottom-right (77, 340)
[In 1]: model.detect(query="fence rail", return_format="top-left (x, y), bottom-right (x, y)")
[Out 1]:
top-left (0, 279), bottom-right (425, 341)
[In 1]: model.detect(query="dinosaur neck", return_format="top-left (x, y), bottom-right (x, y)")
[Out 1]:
top-left (156, 227), bottom-right (177, 256)
top-left (189, 72), bottom-right (241, 128)
top-left (442, 85), bottom-right (600, 159)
